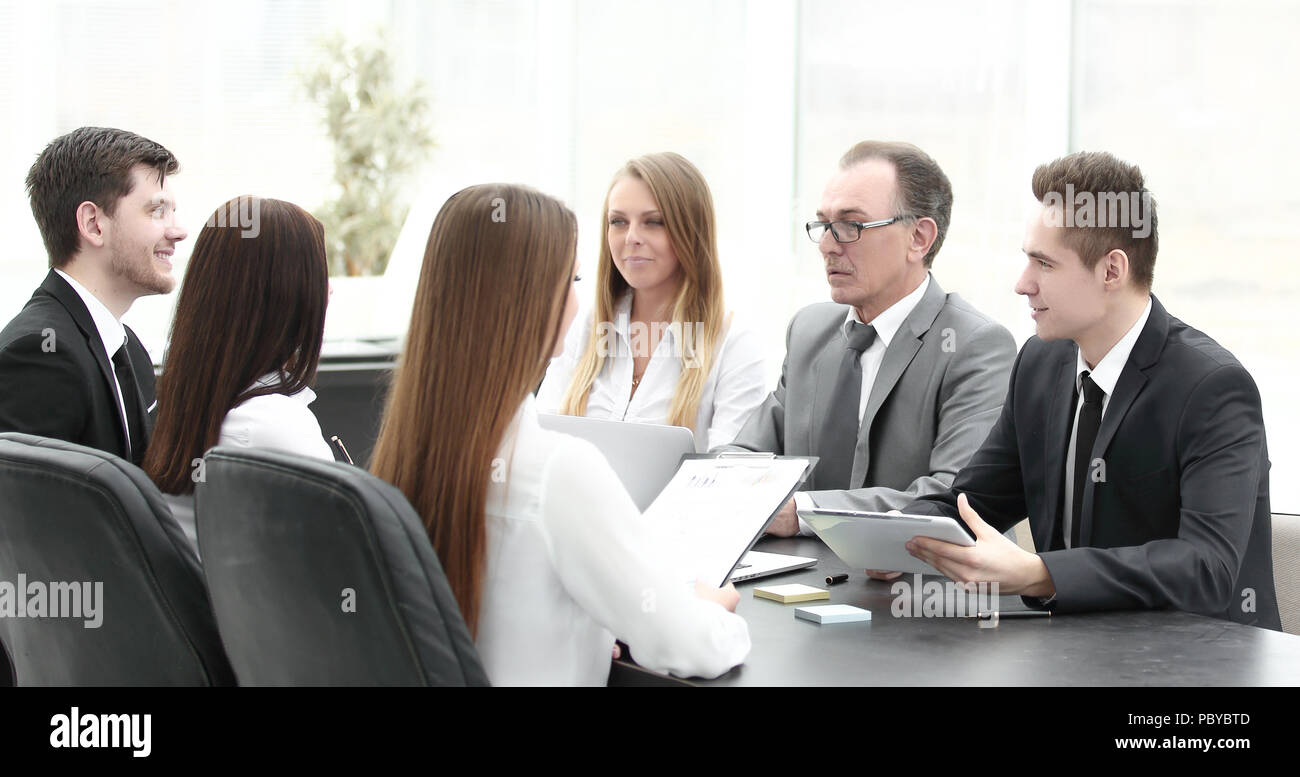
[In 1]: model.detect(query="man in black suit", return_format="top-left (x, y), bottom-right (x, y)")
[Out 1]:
top-left (0, 127), bottom-right (187, 466)
top-left (904, 151), bottom-right (1279, 630)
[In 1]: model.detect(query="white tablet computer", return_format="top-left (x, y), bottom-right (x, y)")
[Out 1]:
top-left (797, 508), bottom-right (975, 577)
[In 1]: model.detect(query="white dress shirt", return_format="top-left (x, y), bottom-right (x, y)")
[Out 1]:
top-left (1061, 297), bottom-right (1153, 547)
top-left (536, 293), bottom-right (768, 451)
top-left (475, 394), bottom-right (751, 686)
top-left (793, 275), bottom-right (932, 523)
top-left (218, 373), bottom-right (334, 461)
top-left (54, 269), bottom-right (134, 451)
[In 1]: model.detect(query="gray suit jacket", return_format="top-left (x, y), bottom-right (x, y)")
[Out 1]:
top-left (721, 275), bottom-right (1016, 513)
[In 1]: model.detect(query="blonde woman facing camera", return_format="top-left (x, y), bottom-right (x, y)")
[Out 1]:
top-left (370, 184), bottom-right (749, 686)
top-left (537, 152), bottom-right (767, 451)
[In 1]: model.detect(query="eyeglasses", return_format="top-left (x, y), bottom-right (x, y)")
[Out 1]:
top-left (805, 216), bottom-right (914, 243)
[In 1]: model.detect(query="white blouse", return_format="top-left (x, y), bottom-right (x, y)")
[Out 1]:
top-left (475, 394), bottom-right (751, 686)
top-left (218, 375), bottom-right (335, 462)
top-left (536, 294), bottom-right (768, 451)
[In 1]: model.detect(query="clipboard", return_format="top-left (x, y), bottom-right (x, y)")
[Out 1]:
top-left (642, 453), bottom-right (817, 587)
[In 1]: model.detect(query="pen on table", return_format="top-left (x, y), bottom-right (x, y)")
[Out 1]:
top-left (972, 610), bottom-right (1051, 620)
top-left (330, 435), bottom-right (354, 465)
top-left (826, 573), bottom-right (849, 586)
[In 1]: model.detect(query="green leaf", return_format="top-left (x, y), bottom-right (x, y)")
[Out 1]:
top-left (300, 28), bottom-right (435, 276)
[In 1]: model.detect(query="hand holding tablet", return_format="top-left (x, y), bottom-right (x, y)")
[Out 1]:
top-left (796, 506), bottom-right (975, 577)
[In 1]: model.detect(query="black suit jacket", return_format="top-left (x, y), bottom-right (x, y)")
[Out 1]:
top-left (0, 269), bottom-right (156, 465)
top-left (908, 295), bottom-right (1280, 630)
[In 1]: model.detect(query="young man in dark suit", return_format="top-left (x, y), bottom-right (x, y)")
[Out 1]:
top-left (904, 151), bottom-right (1279, 630)
top-left (0, 127), bottom-right (188, 466)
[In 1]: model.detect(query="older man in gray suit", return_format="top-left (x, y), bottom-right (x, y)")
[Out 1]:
top-left (721, 141), bottom-right (1015, 551)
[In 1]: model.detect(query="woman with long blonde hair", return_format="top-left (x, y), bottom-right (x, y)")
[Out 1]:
top-left (371, 183), bottom-right (749, 685)
top-left (537, 152), bottom-right (766, 450)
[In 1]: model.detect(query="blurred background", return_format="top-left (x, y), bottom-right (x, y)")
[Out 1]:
top-left (0, 0), bottom-right (1296, 506)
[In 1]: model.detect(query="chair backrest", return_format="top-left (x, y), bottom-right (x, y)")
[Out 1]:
top-left (195, 447), bottom-right (488, 686)
top-left (1273, 512), bottom-right (1300, 635)
top-left (0, 433), bottom-right (234, 685)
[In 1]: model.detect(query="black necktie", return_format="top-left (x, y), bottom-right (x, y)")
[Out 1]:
top-left (813, 321), bottom-right (877, 490)
top-left (1069, 373), bottom-right (1105, 549)
top-left (111, 338), bottom-right (146, 464)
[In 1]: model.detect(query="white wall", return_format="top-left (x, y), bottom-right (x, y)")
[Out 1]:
top-left (1, 0), bottom-right (1296, 508)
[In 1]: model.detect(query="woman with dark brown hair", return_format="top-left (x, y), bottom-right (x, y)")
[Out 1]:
top-left (144, 196), bottom-right (332, 523)
top-left (371, 183), bottom-right (749, 685)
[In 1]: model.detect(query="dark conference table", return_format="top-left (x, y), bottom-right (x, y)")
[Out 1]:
top-left (611, 536), bottom-right (1300, 686)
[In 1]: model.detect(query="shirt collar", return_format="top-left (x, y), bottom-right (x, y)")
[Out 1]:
top-left (1074, 296), bottom-right (1153, 397)
top-left (612, 290), bottom-right (678, 344)
top-left (55, 268), bottom-right (126, 357)
top-left (251, 371), bottom-right (316, 404)
top-left (844, 273), bottom-right (931, 348)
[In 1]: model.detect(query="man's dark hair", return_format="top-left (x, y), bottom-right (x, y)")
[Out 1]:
top-left (25, 127), bottom-right (179, 268)
top-left (839, 140), bottom-right (953, 266)
top-left (1032, 151), bottom-right (1158, 288)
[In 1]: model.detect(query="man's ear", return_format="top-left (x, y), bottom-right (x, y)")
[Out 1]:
top-left (1102, 248), bottom-right (1129, 289)
top-left (75, 201), bottom-right (107, 250)
top-left (908, 216), bottom-right (938, 263)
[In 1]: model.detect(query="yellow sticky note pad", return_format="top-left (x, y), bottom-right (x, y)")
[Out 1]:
top-left (753, 583), bottom-right (830, 604)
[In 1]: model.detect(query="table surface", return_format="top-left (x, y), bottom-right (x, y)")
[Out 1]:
top-left (611, 536), bottom-right (1300, 687)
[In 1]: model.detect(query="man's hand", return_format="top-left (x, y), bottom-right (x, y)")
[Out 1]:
top-left (765, 497), bottom-right (799, 537)
top-left (906, 493), bottom-right (1056, 597)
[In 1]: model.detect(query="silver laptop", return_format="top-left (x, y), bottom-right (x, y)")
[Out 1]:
top-left (537, 414), bottom-right (816, 582)
top-left (537, 414), bottom-right (694, 511)
top-left (728, 549), bottom-right (816, 582)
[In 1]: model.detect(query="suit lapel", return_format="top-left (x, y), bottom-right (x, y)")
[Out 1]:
top-left (809, 327), bottom-right (848, 455)
top-left (40, 270), bottom-right (118, 395)
top-left (122, 330), bottom-right (154, 441)
top-left (129, 330), bottom-right (157, 439)
top-left (40, 270), bottom-right (130, 454)
top-left (1079, 296), bottom-right (1168, 545)
top-left (1038, 350), bottom-right (1076, 553)
top-left (850, 276), bottom-right (943, 487)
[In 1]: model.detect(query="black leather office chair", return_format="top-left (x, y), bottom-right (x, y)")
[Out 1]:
top-left (0, 433), bottom-right (235, 686)
top-left (195, 447), bottom-right (489, 686)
